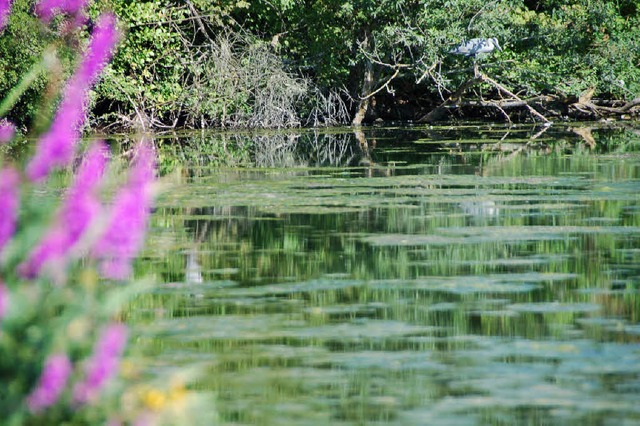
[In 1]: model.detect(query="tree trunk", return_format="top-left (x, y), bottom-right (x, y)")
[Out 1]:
top-left (418, 76), bottom-right (482, 123)
top-left (352, 31), bottom-right (374, 126)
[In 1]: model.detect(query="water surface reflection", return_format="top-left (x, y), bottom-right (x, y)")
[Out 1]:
top-left (137, 124), bottom-right (640, 425)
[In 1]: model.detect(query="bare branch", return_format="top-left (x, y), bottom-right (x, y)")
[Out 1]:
top-left (481, 74), bottom-right (551, 123)
top-left (359, 68), bottom-right (400, 101)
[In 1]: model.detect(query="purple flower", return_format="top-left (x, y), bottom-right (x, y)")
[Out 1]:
top-left (26, 353), bottom-right (73, 413)
top-left (18, 142), bottom-right (109, 278)
top-left (0, 167), bottom-right (19, 255)
top-left (27, 13), bottom-right (119, 181)
top-left (34, 0), bottom-right (87, 24)
top-left (73, 323), bottom-right (128, 405)
top-left (0, 0), bottom-right (12, 31)
top-left (63, 141), bottom-right (110, 243)
top-left (0, 120), bottom-right (15, 144)
top-left (17, 229), bottom-right (67, 279)
top-left (75, 13), bottom-right (120, 88)
top-left (93, 141), bottom-right (155, 280)
top-left (0, 281), bottom-right (8, 321)
top-left (133, 413), bottom-right (157, 426)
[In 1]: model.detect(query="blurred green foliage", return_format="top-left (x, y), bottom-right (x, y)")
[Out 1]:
top-left (0, 0), bottom-right (77, 129)
top-left (0, 4), bottom-right (217, 422)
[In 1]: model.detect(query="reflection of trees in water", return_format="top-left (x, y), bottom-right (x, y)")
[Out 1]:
top-left (156, 124), bottom-right (638, 176)
top-left (157, 131), bottom-right (368, 171)
top-left (156, 132), bottom-right (251, 177)
top-left (179, 205), bottom-right (389, 285)
top-left (184, 250), bottom-right (203, 284)
top-left (459, 200), bottom-right (501, 225)
top-left (251, 131), bottom-right (363, 168)
top-left (185, 206), bottom-right (257, 244)
top-left (163, 125), bottom-right (640, 286)
top-left (179, 205), bottom-right (257, 285)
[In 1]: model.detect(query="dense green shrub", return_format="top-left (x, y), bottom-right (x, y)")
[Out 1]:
top-left (198, 0), bottom-right (638, 123)
top-left (2, 0), bottom-right (639, 127)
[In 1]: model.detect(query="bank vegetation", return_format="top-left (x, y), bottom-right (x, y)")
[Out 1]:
top-left (2, 0), bottom-right (639, 131)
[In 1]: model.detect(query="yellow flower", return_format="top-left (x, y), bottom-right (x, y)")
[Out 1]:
top-left (143, 389), bottom-right (166, 411)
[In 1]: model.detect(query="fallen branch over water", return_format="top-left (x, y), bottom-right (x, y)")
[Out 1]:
top-left (570, 93), bottom-right (640, 118)
top-left (419, 73), bottom-right (639, 124)
top-left (456, 95), bottom-right (555, 109)
top-left (419, 72), bottom-right (551, 123)
top-left (482, 74), bottom-right (551, 123)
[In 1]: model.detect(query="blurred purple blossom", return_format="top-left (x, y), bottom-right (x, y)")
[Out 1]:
top-left (0, 167), bottom-right (19, 255)
top-left (34, 0), bottom-right (87, 24)
top-left (26, 353), bottom-right (73, 413)
top-left (27, 13), bottom-right (119, 181)
top-left (17, 229), bottom-right (67, 279)
top-left (133, 413), bottom-right (157, 426)
top-left (0, 281), bottom-right (7, 321)
top-left (75, 13), bottom-right (119, 87)
top-left (0, 0), bottom-right (12, 31)
top-left (73, 322), bottom-right (128, 404)
top-left (0, 120), bottom-right (15, 144)
top-left (64, 141), bottom-right (110, 242)
top-left (19, 142), bottom-right (109, 278)
top-left (93, 140), bottom-right (155, 280)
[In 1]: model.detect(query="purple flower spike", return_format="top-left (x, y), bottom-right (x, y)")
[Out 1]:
top-left (35, 0), bottom-right (87, 24)
top-left (94, 141), bottom-right (155, 280)
top-left (27, 13), bottom-right (119, 181)
top-left (73, 323), bottom-right (128, 405)
top-left (26, 354), bottom-right (73, 413)
top-left (0, 167), bottom-right (20, 255)
top-left (72, 141), bottom-right (110, 191)
top-left (76, 13), bottom-right (120, 88)
top-left (26, 87), bottom-right (84, 182)
top-left (17, 229), bottom-right (68, 279)
top-left (0, 281), bottom-right (8, 321)
top-left (19, 143), bottom-right (109, 278)
top-left (62, 141), bottom-right (109, 243)
top-left (0, 0), bottom-right (12, 31)
top-left (0, 120), bottom-right (15, 144)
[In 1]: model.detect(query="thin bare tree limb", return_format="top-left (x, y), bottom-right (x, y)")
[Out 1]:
top-left (457, 95), bottom-right (555, 108)
top-left (359, 68), bottom-right (400, 101)
top-left (480, 74), bottom-right (550, 123)
top-left (573, 97), bottom-right (640, 115)
top-left (418, 70), bottom-right (553, 123)
top-left (185, 0), bottom-right (215, 44)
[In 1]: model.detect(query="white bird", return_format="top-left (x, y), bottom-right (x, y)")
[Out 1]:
top-left (450, 37), bottom-right (502, 58)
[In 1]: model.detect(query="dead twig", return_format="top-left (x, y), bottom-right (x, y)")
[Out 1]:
top-left (359, 68), bottom-right (400, 101)
top-left (573, 97), bottom-right (640, 116)
top-left (419, 71), bottom-right (552, 123)
top-left (480, 74), bottom-right (550, 123)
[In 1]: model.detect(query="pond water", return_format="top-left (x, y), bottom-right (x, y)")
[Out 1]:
top-left (134, 124), bottom-right (640, 425)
